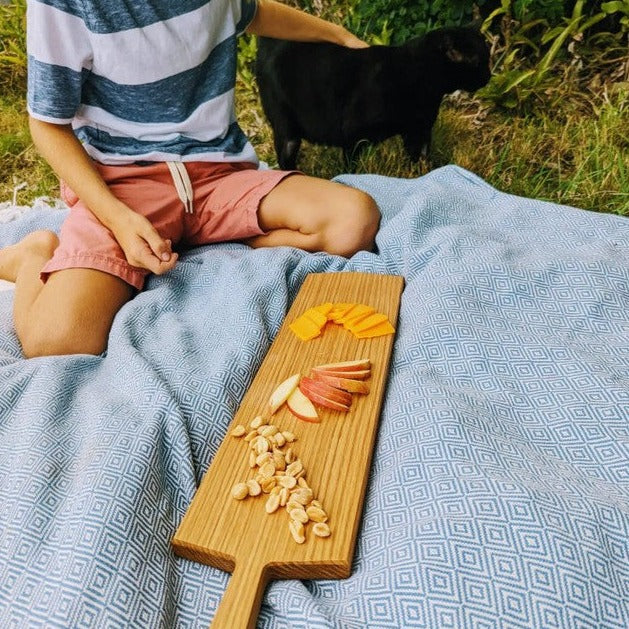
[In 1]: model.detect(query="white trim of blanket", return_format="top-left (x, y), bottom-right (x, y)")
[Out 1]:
top-left (0, 197), bottom-right (67, 224)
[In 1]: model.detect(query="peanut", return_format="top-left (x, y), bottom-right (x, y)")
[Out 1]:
top-left (289, 520), bottom-right (306, 544)
top-left (231, 482), bottom-right (249, 500)
top-left (265, 493), bottom-right (280, 514)
top-left (229, 406), bottom-right (334, 543)
top-left (312, 522), bottom-right (331, 538)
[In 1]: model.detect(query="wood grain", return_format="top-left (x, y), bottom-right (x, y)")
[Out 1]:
top-left (172, 271), bottom-right (404, 628)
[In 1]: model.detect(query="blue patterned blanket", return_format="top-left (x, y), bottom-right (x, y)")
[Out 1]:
top-left (1, 166), bottom-right (628, 628)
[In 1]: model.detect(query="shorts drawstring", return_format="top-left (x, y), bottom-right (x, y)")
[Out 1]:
top-left (167, 161), bottom-right (194, 214)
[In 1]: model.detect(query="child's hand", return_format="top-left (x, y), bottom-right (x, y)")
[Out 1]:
top-left (113, 210), bottom-right (178, 275)
top-left (27, 120), bottom-right (178, 275)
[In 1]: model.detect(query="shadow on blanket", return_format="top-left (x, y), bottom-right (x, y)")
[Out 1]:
top-left (1, 166), bottom-right (628, 628)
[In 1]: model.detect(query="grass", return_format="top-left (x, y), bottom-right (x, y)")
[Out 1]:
top-left (442, 87), bottom-right (629, 214)
top-left (1, 13), bottom-right (628, 216)
top-left (0, 94), bottom-right (57, 202)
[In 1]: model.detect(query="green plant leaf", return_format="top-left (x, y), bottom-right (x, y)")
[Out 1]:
top-left (503, 68), bottom-right (537, 91)
top-left (601, 1), bottom-right (629, 15)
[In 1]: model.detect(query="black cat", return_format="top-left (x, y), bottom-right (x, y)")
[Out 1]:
top-left (256, 25), bottom-right (491, 170)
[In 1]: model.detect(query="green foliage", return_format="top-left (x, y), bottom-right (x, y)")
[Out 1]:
top-left (0, 0), bottom-right (27, 92)
top-left (480, 0), bottom-right (629, 108)
top-left (509, 0), bottom-right (566, 22)
top-left (350, 0), bottom-right (587, 44)
top-left (351, 0), bottom-right (628, 46)
top-left (237, 34), bottom-right (258, 93)
top-left (601, 0), bottom-right (629, 29)
top-left (353, 0), bottom-right (490, 44)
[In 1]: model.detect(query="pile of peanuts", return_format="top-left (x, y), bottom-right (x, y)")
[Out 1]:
top-left (230, 415), bottom-right (331, 544)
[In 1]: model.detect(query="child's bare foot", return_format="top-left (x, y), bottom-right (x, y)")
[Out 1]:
top-left (0, 230), bottom-right (59, 283)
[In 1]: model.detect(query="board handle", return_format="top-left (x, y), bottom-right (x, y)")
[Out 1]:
top-left (210, 560), bottom-right (269, 629)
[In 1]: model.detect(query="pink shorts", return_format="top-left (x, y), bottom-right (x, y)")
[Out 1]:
top-left (41, 161), bottom-right (295, 290)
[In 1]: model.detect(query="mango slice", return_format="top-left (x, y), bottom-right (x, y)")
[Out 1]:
top-left (289, 316), bottom-right (323, 341)
top-left (348, 313), bottom-right (389, 334)
top-left (302, 307), bottom-right (328, 328)
top-left (328, 303), bottom-right (356, 323)
top-left (354, 320), bottom-right (395, 338)
top-left (341, 305), bottom-right (376, 329)
top-left (289, 301), bottom-right (395, 341)
top-left (313, 302), bottom-right (334, 316)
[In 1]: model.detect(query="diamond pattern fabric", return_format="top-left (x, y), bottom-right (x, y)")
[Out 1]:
top-left (0, 166), bottom-right (627, 627)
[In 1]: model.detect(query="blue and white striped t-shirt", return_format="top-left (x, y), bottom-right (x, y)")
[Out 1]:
top-left (26, 0), bottom-right (259, 165)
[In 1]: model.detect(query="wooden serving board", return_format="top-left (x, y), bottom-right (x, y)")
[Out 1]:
top-left (172, 271), bottom-right (404, 628)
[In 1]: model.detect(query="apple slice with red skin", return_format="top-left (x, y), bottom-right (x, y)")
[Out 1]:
top-left (299, 377), bottom-right (353, 406)
top-left (299, 378), bottom-right (351, 412)
top-left (310, 368), bottom-right (371, 380)
top-left (267, 373), bottom-right (300, 415)
top-left (309, 371), bottom-right (370, 394)
top-left (286, 387), bottom-right (320, 423)
top-left (311, 358), bottom-right (371, 372)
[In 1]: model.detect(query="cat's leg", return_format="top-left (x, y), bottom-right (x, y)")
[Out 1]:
top-left (404, 108), bottom-right (439, 162)
top-left (276, 135), bottom-right (302, 171)
top-left (270, 113), bottom-right (303, 170)
top-left (403, 131), bottom-right (429, 162)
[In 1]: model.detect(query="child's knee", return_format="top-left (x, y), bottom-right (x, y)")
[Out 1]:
top-left (355, 190), bottom-right (380, 242)
top-left (23, 230), bottom-right (59, 259)
top-left (325, 188), bottom-right (380, 257)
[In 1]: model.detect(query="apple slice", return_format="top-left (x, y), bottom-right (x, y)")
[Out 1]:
top-left (310, 371), bottom-right (370, 394)
top-left (299, 377), bottom-right (353, 406)
top-left (299, 379), bottom-right (351, 412)
top-left (310, 368), bottom-right (371, 380)
top-left (299, 387), bottom-right (351, 412)
top-left (286, 387), bottom-right (320, 423)
top-left (267, 373), bottom-right (301, 415)
top-left (311, 358), bottom-right (371, 372)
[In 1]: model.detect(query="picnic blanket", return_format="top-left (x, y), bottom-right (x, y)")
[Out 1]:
top-left (1, 165), bottom-right (628, 628)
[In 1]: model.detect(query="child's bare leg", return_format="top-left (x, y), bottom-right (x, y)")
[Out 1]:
top-left (0, 230), bottom-right (133, 357)
top-left (0, 230), bottom-right (58, 305)
top-left (245, 175), bottom-right (380, 256)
